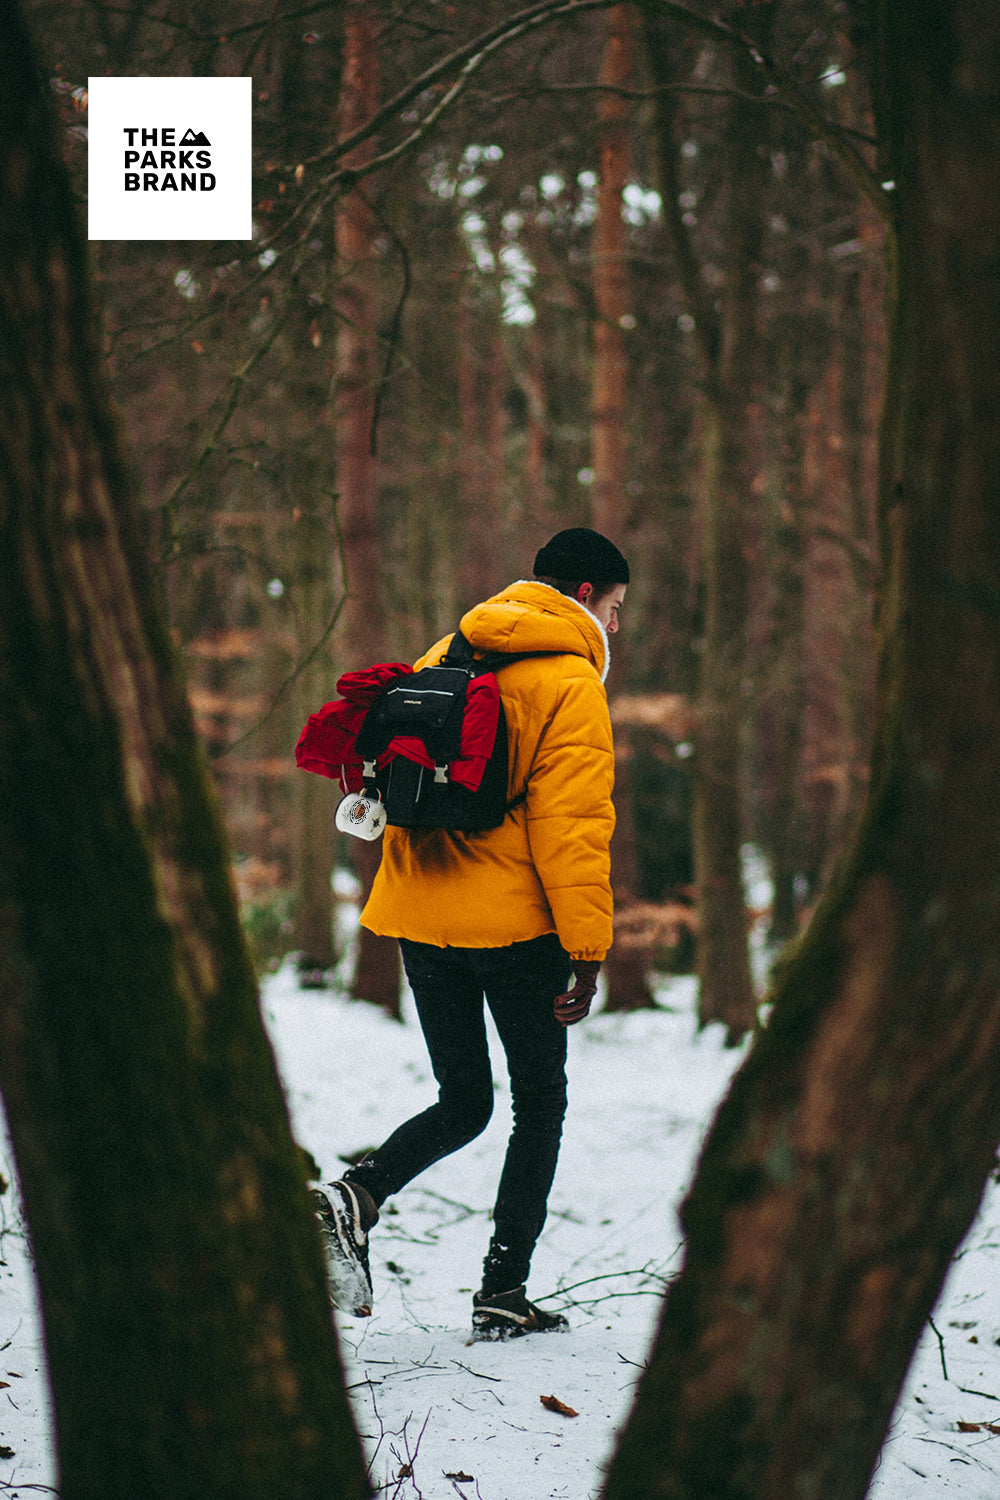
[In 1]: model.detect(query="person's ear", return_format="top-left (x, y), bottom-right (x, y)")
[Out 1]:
top-left (576, 582), bottom-right (594, 607)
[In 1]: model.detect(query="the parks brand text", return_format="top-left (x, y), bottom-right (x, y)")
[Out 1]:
top-left (123, 127), bottom-right (215, 192)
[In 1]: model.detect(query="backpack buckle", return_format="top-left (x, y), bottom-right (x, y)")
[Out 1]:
top-left (433, 764), bottom-right (449, 784)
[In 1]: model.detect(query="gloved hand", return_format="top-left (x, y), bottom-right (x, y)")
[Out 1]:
top-left (553, 960), bottom-right (600, 1027)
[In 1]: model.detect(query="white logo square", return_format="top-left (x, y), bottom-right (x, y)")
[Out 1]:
top-left (88, 76), bottom-right (252, 241)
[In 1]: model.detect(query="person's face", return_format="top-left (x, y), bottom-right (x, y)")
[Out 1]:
top-left (577, 582), bottom-right (627, 633)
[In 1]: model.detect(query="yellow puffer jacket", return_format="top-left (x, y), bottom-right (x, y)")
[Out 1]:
top-left (360, 581), bottom-right (615, 961)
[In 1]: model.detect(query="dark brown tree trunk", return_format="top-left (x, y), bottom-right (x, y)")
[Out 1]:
top-left (603, 3), bottom-right (1000, 1495)
top-left (592, 4), bottom-right (655, 1012)
top-left (0, 6), bottom-right (369, 1495)
top-left (334, 0), bottom-right (400, 1016)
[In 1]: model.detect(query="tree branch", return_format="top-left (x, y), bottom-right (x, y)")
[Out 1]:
top-left (298, 0), bottom-right (621, 172)
top-left (211, 503), bottom-right (349, 762)
top-left (643, 0), bottom-right (892, 224)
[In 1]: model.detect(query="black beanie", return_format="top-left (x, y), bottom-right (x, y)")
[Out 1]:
top-left (533, 527), bottom-right (630, 585)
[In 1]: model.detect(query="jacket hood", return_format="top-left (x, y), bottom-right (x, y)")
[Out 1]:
top-left (460, 580), bottom-right (610, 683)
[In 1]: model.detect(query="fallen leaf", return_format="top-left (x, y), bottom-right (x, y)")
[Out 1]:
top-left (540, 1394), bottom-right (578, 1417)
top-left (958, 1421), bottom-right (982, 1432)
top-left (0, 1447), bottom-right (13, 1460)
top-left (444, 1473), bottom-right (474, 1483)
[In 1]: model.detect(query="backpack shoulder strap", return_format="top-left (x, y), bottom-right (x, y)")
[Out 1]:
top-left (440, 628), bottom-right (561, 676)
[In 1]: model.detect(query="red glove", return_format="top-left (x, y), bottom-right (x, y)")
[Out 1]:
top-left (554, 961), bottom-right (600, 1027)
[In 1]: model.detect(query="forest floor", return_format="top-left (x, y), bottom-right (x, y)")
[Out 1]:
top-left (4, 927), bottom-right (1000, 1497)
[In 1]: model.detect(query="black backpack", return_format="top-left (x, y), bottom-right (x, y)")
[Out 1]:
top-left (353, 630), bottom-right (547, 833)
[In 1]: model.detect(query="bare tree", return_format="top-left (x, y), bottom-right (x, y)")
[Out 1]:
top-left (0, 5), bottom-right (369, 1493)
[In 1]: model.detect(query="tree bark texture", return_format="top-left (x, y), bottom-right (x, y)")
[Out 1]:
top-left (0, 7), bottom-right (370, 1495)
top-left (603, 3), bottom-right (1000, 1495)
top-left (334, 0), bottom-right (400, 1015)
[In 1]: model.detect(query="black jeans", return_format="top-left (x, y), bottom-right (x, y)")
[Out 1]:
top-left (345, 933), bottom-right (572, 1293)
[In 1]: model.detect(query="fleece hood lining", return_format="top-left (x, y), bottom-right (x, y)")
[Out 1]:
top-left (509, 580), bottom-right (611, 683)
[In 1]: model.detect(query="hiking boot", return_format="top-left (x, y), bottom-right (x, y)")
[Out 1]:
top-left (471, 1285), bottom-right (569, 1340)
top-left (311, 1180), bottom-right (379, 1317)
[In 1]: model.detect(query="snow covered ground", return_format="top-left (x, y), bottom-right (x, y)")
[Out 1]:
top-left (4, 953), bottom-right (1000, 1497)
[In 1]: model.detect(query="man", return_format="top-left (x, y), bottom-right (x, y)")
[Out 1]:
top-left (314, 527), bottom-right (628, 1338)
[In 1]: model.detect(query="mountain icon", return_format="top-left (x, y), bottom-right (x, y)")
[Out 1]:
top-left (180, 129), bottom-right (211, 146)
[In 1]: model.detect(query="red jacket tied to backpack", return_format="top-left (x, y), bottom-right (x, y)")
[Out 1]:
top-left (296, 660), bottom-right (505, 795)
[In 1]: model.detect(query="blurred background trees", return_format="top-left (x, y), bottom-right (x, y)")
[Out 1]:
top-left (27, 0), bottom-right (884, 1037)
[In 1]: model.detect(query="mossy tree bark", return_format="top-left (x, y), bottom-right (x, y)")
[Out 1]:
top-left (0, 5), bottom-right (369, 1495)
top-left (602, 2), bottom-right (1000, 1495)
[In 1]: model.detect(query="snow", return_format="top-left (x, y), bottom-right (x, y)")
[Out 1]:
top-left (4, 945), bottom-right (1000, 1497)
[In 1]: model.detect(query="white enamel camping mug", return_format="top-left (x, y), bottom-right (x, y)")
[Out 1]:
top-left (335, 790), bottom-right (388, 841)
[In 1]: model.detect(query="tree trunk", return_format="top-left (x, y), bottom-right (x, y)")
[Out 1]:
top-left (334, 0), bottom-right (400, 1016)
top-left (291, 496), bottom-right (339, 981)
top-left (592, 4), bottom-right (655, 1012)
top-left (602, 3), bottom-right (1000, 1495)
top-left (0, 6), bottom-right (369, 1495)
top-left (760, 346), bottom-right (810, 944)
top-left (592, 4), bottom-right (631, 532)
top-left (692, 386), bottom-right (758, 1038)
top-left (688, 14), bottom-right (772, 1036)
top-left (643, 8), bottom-right (771, 1037)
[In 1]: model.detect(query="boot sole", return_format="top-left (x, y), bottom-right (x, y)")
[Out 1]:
top-left (312, 1187), bottom-right (373, 1317)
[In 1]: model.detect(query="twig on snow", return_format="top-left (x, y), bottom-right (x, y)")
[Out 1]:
top-left (412, 1189), bottom-right (484, 1220)
top-left (929, 1317), bottom-right (949, 1382)
top-left (451, 1359), bottom-right (502, 1382)
top-left (386, 1410), bottom-right (431, 1499)
top-left (545, 1263), bottom-right (674, 1307)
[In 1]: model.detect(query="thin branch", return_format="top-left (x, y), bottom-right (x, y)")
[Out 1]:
top-left (644, 0), bottom-right (892, 224)
top-left (159, 305), bottom-right (293, 535)
top-left (76, 0), bottom-right (341, 45)
top-left (451, 1360), bottom-right (502, 1382)
top-left (211, 506), bottom-right (349, 759)
top-left (299, 0), bottom-right (620, 172)
top-left (491, 78), bottom-right (877, 146)
top-left (238, 0), bottom-right (286, 77)
top-left (929, 1316), bottom-right (950, 1382)
top-left (117, 192), bottom-right (330, 370)
top-left (547, 1263), bottom-right (676, 1302)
